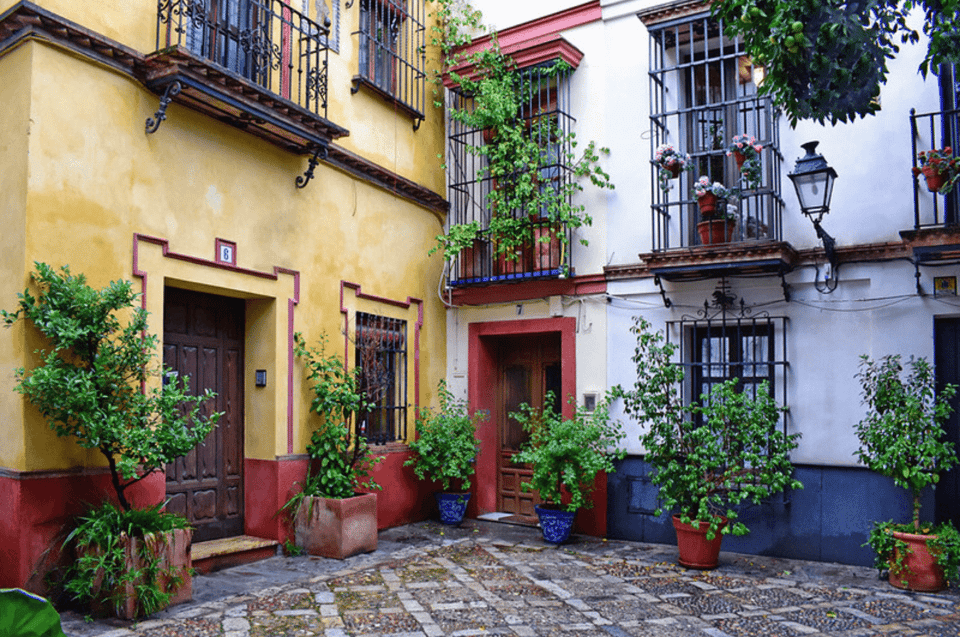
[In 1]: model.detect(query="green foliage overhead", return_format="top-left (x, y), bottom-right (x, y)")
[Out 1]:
top-left (61, 502), bottom-right (190, 619)
top-left (1, 263), bottom-right (219, 511)
top-left (614, 317), bottom-right (802, 540)
top-left (510, 392), bottom-right (626, 512)
top-left (854, 354), bottom-right (958, 528)
top-left (713, 0), bottom-right (960, 126)
top-left (291, 333), bottom-right (383, 501)
top-left (405, 380), bottom-right (487, 492)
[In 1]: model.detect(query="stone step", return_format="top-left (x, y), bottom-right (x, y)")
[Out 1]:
top-left (191, 535), bottom-right (279, 574)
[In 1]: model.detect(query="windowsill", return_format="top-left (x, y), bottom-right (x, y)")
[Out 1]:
top-left (351, 75), bottom-right (424, 126)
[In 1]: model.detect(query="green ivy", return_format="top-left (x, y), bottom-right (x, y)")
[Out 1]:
top-left (510, 392), bottom-right (626, 512)
top-left (1, 263), bottom-right (220, 512)
top-left (405, 380), bottom-right (487, 492)
top-left (613, 317), bottom-right (802, 540)
top-left (713, 0), bottom-right (960, 126)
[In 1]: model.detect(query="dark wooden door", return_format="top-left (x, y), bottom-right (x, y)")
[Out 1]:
top-left (496, 333), bottom-right (561, 520)
top-left (163, 288), bottom-right (245, 542)
top-left (935, 317), bottom-right (960, 528)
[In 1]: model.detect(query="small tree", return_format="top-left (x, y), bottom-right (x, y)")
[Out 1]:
top-left (1, 263), bottom-right (219, 512)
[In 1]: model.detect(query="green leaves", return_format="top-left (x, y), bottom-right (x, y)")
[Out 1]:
top-left (405, 380), bottom-right (487, 491)
top-left (510, 392), bottom-right (626, 512)
top-left (854, 354), bottom-right (958, 527)
top-left (3, 263), bottom-right (220, 511)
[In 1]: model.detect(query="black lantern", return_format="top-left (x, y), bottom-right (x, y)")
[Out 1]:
top-left (788, 141), bottom-right (837, 223)
top-left (789, 141), bottom-right (839, 291)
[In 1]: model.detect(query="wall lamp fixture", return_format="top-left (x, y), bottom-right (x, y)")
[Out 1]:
top-left (788, 141), bottom-right (839, 292)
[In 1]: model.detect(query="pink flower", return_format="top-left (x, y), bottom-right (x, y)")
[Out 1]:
top-left (754, 145), bottom-right (762, 152)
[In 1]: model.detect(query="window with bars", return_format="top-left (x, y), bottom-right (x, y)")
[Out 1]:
top-left (668, 313), bottom-right (788, 428)
top-left (355, 312), bottom-right (407, 444)
top-left (355, 0), bottom-right (426, 122)
top-left (446, 62), bottom-right (575, 284)
top-left (647, 14), bottom-right (784, 250)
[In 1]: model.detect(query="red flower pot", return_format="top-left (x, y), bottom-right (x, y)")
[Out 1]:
top-left (922, 165), bottom-right (947, 193)
top-left (672, 516), bottom-right (726, 570)
top-left (697, 219), bottom-right (735, 245)
top-left (889, 530), bottom-right (947, 592)
top-left (666, 163), bottom-right (682, 179)
top-left (733, 150), bottom-right (746, 170)
top-left (697, 192), bottom-right (719, 216)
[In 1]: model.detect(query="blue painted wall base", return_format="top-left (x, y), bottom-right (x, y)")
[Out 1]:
top-left (606, 457), bottom-right (935, 567)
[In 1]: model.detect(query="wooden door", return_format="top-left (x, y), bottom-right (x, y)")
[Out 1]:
top-left (935, 317), bottom-right (960, 528)
top-left (163, 288), bottom-right (245, 542)
top-left (496, 333), bottom-right (561, 520)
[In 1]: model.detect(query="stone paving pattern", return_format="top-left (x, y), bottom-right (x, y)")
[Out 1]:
top-left (60, 521), bottom-right (960, 637)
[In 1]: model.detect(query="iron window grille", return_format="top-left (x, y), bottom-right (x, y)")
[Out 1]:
top-left (446, 62), bottom-right (575, 286)
top-left (648, 14), bottom-right (785, 251)
top-left (158, 0), bottom-right (331, 118)
top-left (355, 312), bottom-right (407, 445)
top-left (354, 0), bottom-right (426, 122)
top-left (667, 311), bottom-right (788, 433)
top-left (910, 63), bottom-right (960, 229)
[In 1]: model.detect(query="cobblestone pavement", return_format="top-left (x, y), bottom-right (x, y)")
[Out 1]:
top-left (60, 520), bottom-right (960, 637)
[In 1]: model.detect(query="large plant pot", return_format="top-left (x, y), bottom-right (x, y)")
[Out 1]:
top-left (436, 492), bottom-right (471, 526)
top-left (922, 165), bottom-right (947, 193)
top-left (88, 528), bottom-right (192, 619)
top-left (697, 219), bottom-right (735, 245)
top-left (531, 224), bottom-right (562, 272)
top-left (494, 243), bottom-right (532, 276)
top-left (458, 239), bottom-right (488, 280)
top-left (295, 493), bottom-right (378, 559)
top-left (889, 530), bottom-right (947, 592)
top-left (535, 505), bottom-right (576, 544)
top-left (672, 516), bottom-right (725, 570)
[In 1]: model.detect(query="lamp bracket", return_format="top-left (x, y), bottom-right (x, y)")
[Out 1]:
top-left (295, 143), bottom-right (329, 189)
top-left (653, 275), bottom-right (673, 308)
top-left (145, 81), bottom-right (182, 134)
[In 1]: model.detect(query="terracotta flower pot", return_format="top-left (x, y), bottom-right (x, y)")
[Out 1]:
top-left (697, 219), bottom-right (735, 245)
top-left (531, 224), bottom-right (562, 272)
top-left (295, 493), bottom-right (378, 559)
top-left (733, 150), bottom-right (746, 170)
top-left (922, 165), bottom-right (947, 193)
top-left (672, 515), bottom-right (726, 570)
top-left (458, 238), bottom-right (487, 281)
top-left (889, 530), bottom-right (947, 592)
top-left (666, 163), bottom-right (682, 178)
top-left (697, 192), bottom-right (719, 216)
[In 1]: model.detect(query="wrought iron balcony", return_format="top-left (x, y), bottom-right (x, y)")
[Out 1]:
top-left (448, 221), bottom-right (573, 287)
top-left (145, 0), bottom-right (347, 154)
top-left (910, 106), bottom-right (960, 231)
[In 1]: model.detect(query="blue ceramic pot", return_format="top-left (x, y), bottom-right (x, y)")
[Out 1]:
top-left (435, 492), bottom-right (470, 525)
top-left (535, 505), bottom-right (576, 544)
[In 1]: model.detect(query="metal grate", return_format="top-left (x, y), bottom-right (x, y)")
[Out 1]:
top-left (648, 14), bottom-right (784, 251)
top-left (446, 63), bottom-right (575, 286)
top-left (910, 64), bottom-right (960, 229)
top-left (355, 312), bottom-right (407, 445)
top-left (354, 0), bottom-right (426, 121)
top-left (157, 0), bottom-right (331, 118)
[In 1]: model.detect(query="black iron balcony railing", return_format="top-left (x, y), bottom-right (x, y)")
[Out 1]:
top-left (448, 221), bottom-right (573, 286)
top-left (910, 106), bottom-right (960, 229)
top-left (156, 0), bottom-right (330, 120)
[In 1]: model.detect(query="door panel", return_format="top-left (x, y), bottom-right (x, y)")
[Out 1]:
top-left (164, 288), bottom-right (245, 542)
top-left (935, 317), bottom-right (960, 528)
top-left (496, 333), bottom-right (561, 520)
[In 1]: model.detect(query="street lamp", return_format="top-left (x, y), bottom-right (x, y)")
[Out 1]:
top-left (789, 141), bottom-right (839, 291)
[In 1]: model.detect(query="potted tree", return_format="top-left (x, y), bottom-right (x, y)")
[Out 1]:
top-left (285, 333), bottom-right (383, 560)
top-left (855, 354), bottom-right (960, 592)
top-left (1, 263), bottom-right (218, 618)
top-left (615, 317), bottom-right (802, 569)
top-left (510, 392), bottom-right (625, 544)
top-left (405, 380), bottom-right (488, 525)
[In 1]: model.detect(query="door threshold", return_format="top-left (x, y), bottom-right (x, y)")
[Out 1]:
top-left (478, 512), bottom-right (539, 527)
top-left (192, 535), bottom-right (279, 574)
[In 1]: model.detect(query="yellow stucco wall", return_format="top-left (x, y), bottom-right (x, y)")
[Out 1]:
top-left (1, 7), bottom-right (447, 471)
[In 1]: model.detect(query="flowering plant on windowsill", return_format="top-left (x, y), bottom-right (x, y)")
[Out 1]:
top-left (692, 176), bottom-right (734, 199)
top-left (912, 147), bottom-right (960, 194)
top-left (654, 144), bottom-right (693, 192)
top-left (727, 134), bottom-right (763, 189)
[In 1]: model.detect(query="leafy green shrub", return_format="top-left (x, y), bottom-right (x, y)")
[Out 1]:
top-left (510, 393), bottom-right (625, 512)
top-left (63, 502), bottom-right (189, 618)
top-left (615, 317), bottom-right (802, 540)
top-left (288, 333), bottom-right (383, 504)
top-left (405, 380), bottom-right (487, 492)
top-left (855, 354), bottom-right (960, 582)
top-left (1, 263), bottom-right (219, 511)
